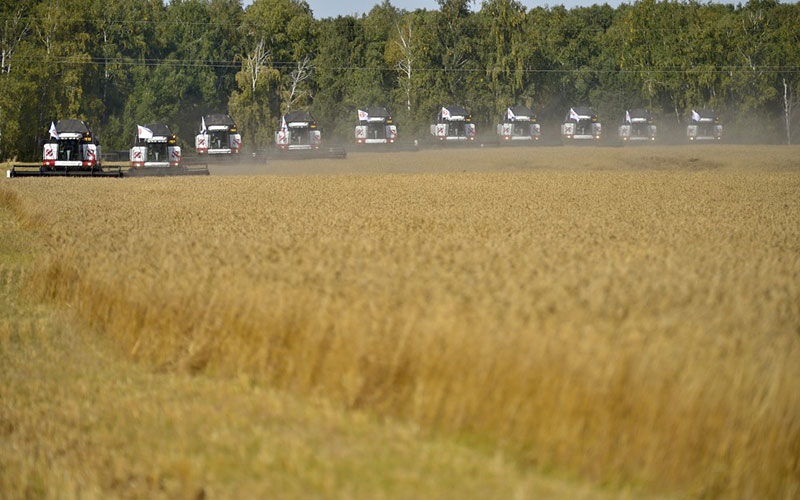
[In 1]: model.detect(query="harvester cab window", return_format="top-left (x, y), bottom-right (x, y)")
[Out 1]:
top-left (291, 128), bottom-right (309, 145)
top-left (632, 123), bottom-right (648, 136)
top-left (209, 130), bottom-right (229, 150)
top-left (449, 122), bottom-right (466, 137)
top-left (367, 124), bottom-right (386, 140)
top-left (57, 139), bottom-right (81, 161)
top-left (575, 120), bottom-right (592, 136)
top-left (697, 122), bottom-right (715, 136)
top-left (513, 122), bottom-right (531, 136)
top-left (147, 143), bottom-right (168, 161)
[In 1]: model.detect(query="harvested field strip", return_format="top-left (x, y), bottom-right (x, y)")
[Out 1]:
top-left (210, 145), bottom-right (800, 176)
top-left (3, 147), bottom-right (800, 497)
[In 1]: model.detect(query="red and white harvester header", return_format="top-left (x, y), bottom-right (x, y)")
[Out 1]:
top-left (130, 123), bottom-right (208, 176)
top-left (275, 110), bottom-right (322, 151)
top-left (561, 107), bottom-right (602, 141)
top-left (195, 114), bottom-right (241, 155)
top-left (430, 105), bottom-right (476, 142)
top-left (687, 109), bottom-right (723, 141)
top-left (354, 107), bottom-right (398, 145)
top-left (619, 109), bottom-right (657, 142)
top-left (497, 105), bottom-right (541, 142)
top-left (7, 119), bottom-right (121, 177)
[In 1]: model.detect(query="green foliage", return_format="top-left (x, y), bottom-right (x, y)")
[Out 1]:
top-left (1, 0), bottom-right (800, 159)
top-left (479, 0), bottom-right (527, 117)
top-left (228, 40), bottom-right (281, 149)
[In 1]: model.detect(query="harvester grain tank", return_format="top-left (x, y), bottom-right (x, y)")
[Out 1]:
top-left (561, 107), bottom-right (601, 141)
top-left (430, 105), bottom-right (476, 142)
top-left (497, 105), bottom-right (540, 142)
top-left (355, 107), bottom-right (398, 145)
top-left (619, 109), bottom-right (656, 142)
top-left (275, 110), bottom-right (322, 151)
top-left (7, 119), bottom-right (121, 178)
top-left (129, 124), bottom-right (209, 176)
top-left (687, 109), bottom-right (722, 141)
top-left (195, 114), bottom-right (241, 155)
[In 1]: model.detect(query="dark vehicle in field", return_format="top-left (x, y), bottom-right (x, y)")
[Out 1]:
top-left (275, 110), bottom-right (322, 151)
top-left (130, 123), bottom-right (208, 176)
top-left (687, 109), bottom-right (722, 141)
top-left (497, 105), bottom-right (541, 142)
top-left (561, 107), bottom-right (602, 141)
top-left (8, 119), bottom-right (121, 178)
top-left (619, 109), bottom-right (656, 142)
top-left (430, 105), bottom-right (476, 142)
top-left (195, 114), bottom-right (242, 155)
top-left (355, 107), bottom-right (398, 145)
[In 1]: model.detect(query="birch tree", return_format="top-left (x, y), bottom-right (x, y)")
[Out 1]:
top-left (282, 55), bottom-right (313, 112)
top-left (776, 2), bottom-right (800, 144)
top-left (229, 38), bottom-right (279, 148)
top-left (391, 19), bottom-right (415, 113)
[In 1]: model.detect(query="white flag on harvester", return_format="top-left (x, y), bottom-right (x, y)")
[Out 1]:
top-left (691, 109), bottom-right (701, 122)
top-left (569, 108), bottom-right (580, 122)
top-left (277, 115), bottom-right (288, 141)
top-left (137, 125), bottom-right (154, 139)
top-left (201, 116), bottom-right (207, 133)
top-left (441, 107), bottom-right (451, 119)
top-left (358, 109), bottom-right (369, 121)
top-left (48, 122), bottom-right (59, 140)
top-left (507, 107), bottom-right (516, 121)
top-left (625, 110), bottom-right (632, 123)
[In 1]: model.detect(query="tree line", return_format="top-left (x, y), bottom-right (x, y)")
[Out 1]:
top-left (1, 0), bottom-right (799, 159)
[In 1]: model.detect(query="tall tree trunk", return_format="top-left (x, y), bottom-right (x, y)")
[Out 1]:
top-left (103, 30), bottom-right (108, 104)
top-left (783, 78), bottom-right (793, 145)
top-left (394, 22), bottom-right (414, 114)
top-left (285, 56), bottom-right (312, 113)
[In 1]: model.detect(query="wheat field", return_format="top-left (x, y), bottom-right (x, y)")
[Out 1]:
top-left (2, 146), bottom-right (799, 498)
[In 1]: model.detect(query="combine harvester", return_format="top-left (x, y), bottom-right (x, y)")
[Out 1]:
top-left (561, 107), bottom-right (602, 143)
top-left (7, 119), bottom-right (122, 178)
top-left (687, 109), bottom-right (723, 142)
top-left (430, 105), bottom-right (476, 144)
top-left (128, 124), bottom-right (209, 176)
top-left (195, 114), bottom-right (242, 158)
top-left (497, 105), bottom-right (541, 144)
top-left (618, 109), bottom-right (657, 143)
top-left (274, 110), bottom-right (346, 159)
top-left (354, 107), bottom-right (398, 146)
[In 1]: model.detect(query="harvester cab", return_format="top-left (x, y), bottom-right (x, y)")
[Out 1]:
top-left (431, 106), bottom-right (476, 142)
top-left (355, 107), bottom-right (398, 145)
top-left (195, 114), bottom-right (241, 155)
top-left (687, 109), bottom-right (722, 141)
top-left (7, 119), bottom-right (121, 178)
top-left (275, 110), bottom-right (322, 151)
top-left (43, 120), bottom-right (101, 168)
top-left (619, 109), bottom-right (656, 142)
top-left (561, 107), bottom-right (601, 141)
top-left (497, 105), bottom-right (540, 142)
top-left (129, 124), bottom-right (209, 177)
top-left (131, 124), bottom-right (181, 168)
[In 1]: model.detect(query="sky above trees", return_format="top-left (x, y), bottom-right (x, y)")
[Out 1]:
top-left (248, 0), bottom-right (791, 19)
top-left (272, 1), bottom-right (630, 18)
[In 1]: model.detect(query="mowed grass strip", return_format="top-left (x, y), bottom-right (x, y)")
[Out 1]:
top-left (3, 146), bottom-right (800, 497)
top-left (1, 189), bottom-right (622, 499)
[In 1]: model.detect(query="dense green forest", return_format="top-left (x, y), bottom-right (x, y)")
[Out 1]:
top-left (1, 0), bottom-right (798, 158)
